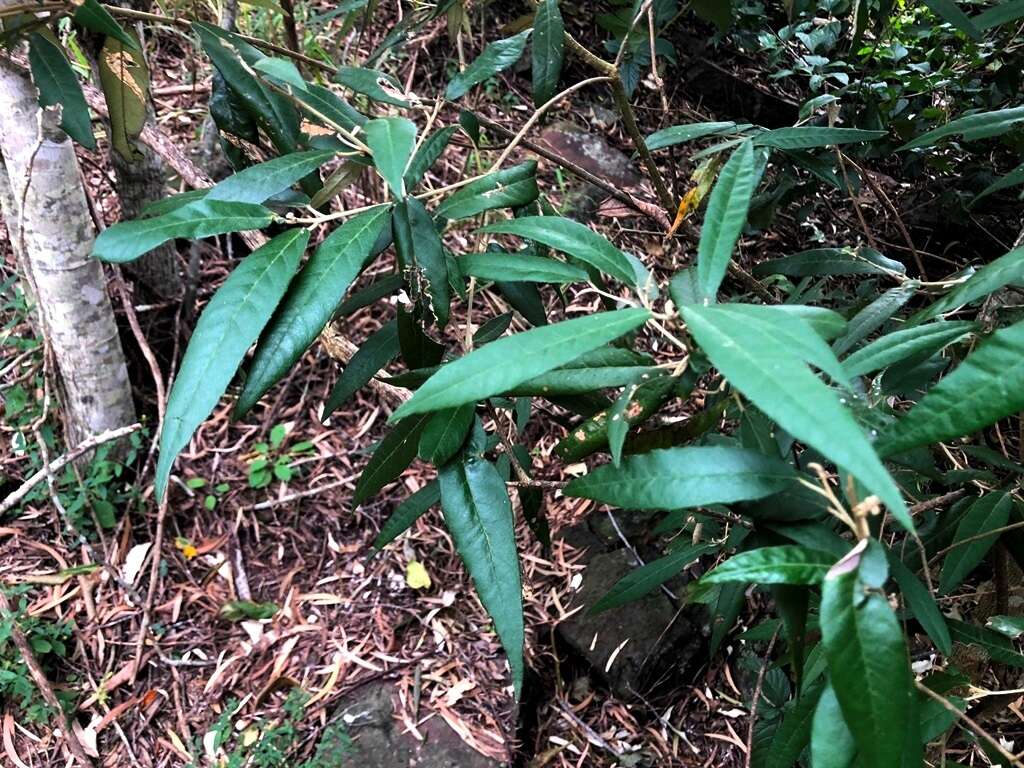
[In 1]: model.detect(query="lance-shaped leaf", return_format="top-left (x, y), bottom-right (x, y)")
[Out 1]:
top-left (810, 681), bottom-right (857, 768)
top-left (971, 160), bottom-right (1024, 206)
top-left (899, 106), bottom-right (1024, 151)
top-left (458, 252), bottom-right (587, 283)
top-left (842, 321), bottom-right (975, 378)
top-left (591, 543), bottom-right (713, 613)
top-left (696, 139), bottom-right (756, 300)
top-left (939, 492), bottom-right (1012, 594)
top-left (155, 229), bottom-right (308, 498)
top-left (237, 206), bottom-right (391, 415)
top-left (446, 28), bottom-right (531, 100)
top-left (820, 540), bottom-right (913, 768)
top-left (645, 121), bottom-right (738, 151)
top-left (373, 481), bottom-right (440, 549)
top-left (908, 246), bottom-right (1024, 326)
top-left (207, 150), bottom-right (335, 205)
top-left (976, 0), bottom-right (1024, 28)
top-left (479, 216), bottom-right (636, 285)
top-left (405, 125), bottom-right (459, 189)
top-left (948, 618), bottom-right (1024, 667)
top-left (334, 65), bottom-right (409, 107)
top-left (879, 319), bottom-right (1024, 456)
top-left (532, 0), bottom-right (564, 105)
top-left (29, 34), bottom-right (95, 149)
top-left (322, 320), bottom-right (399, 418)
top-left (365, 117), bottom-right (417, 198)
top-left (683, 304), bottom-right (910, 529)
top-left (752, 247), bottom-right (905, 278)
top-left (436, 162), bottom-right (539, 220)
top-left (921, 0), bottom-right (982, 39)
top-left (887, 552), bottom-right (952, 656)
top-left (72, 0), bottom-right (138, 50)
top-left (93, 200), bottom-right (273, 263)
top-left (760, 680), bottom-right (825, 768)
top-left (439, 456), bottom-right (525, 695)
top-left (566, 446), bottom-right (796, 509)
top-left (392, 197), bottom-right (450, 326)
top-left (390, 309), bottom-right (650, 420)
top-left (752, 126), bottom-right (886, 149)
top-left (418, 404), bottom-right (476, 465)
top-left (701, 546), bottom-right (835, 585)
top-left (353, 415), bottom-right (429, 504)
top-left (98, 36), bottom-right (149, 162)
top-left (831, 281), bottom-right (920, 357)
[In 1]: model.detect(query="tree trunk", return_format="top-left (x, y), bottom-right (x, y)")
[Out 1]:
top-left (0, 57), bottom-right (136, 446)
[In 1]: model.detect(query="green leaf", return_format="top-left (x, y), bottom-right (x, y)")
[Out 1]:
top-left (436, 162), bottom-right (539, 220)
top-left (392, 197), bottom-right (450, 326)
top-left (701, 546), bottom-right (835, 585)
top-left (939, 492), bottom-right (1012, 595)
top-left (975, 0), bottom-right (1024, 29)
top-left (987, 614), bottom-right (1024, 639)
top-left (591, 543), bottom-right (713, 613)
top-left (252, 57), bottom-right (308, 90)
top-left (810, 681), bottom-right (857, 768)
top-left (418, 404), bottom-right (476, 465)
top-left (842, 321), bottom-right (975, 378)
top-left (72, 0), bottom-right (138, 50)
top-left (93, 200), bottom-right (273, 263)
top-left (458, 253), bottom-right (587, 283)
top-left (921, 0), bottom-right (982, 40)
top-left (439, 456), bottom-right (524, 695)
top-left (155, 229), bottom-right (307, 499)
top-left (207, 150), bottom-right (335, 205)
top-left (28, 34), bottom-right (95, 149)
top-left (831, 282), bottom-right (919, 357)
top-left (334, 65), bottom-right (409, 106)
top-left (446, 29), bottom-right (531, 100)
top-left (908, 246), bottom-right (1024, 325)
top-left (762, 681), bottom-right (825, 768)
top-left (918, 694), bottom-right (963, 742)
top-left (532, 0), bottom-right (564, 105)
top-left (947, 618), bottom-right (1024, 667)
top-left (373, 481), bottom-right (440, 549)
top-left (752, 126), bottom-right (886, 149)
top-left (353, 415), bottom-right (430, 505)
top-left (405, 125), bottom-right (459, 189)
top-left (479, 216), bottom-right (636, 285)
top-left (645, 121), bottom-right (737, 151)
top-left (971, 160), bottom-right (1024, 206)
top-left (506, 366), bottom-right (657, 396)
top-left (97, 36), bottom-right (149, 162)
top-left (237, 206), bottom-right (391, 415)
top-left (899, 106), bottom-right (1024, 150)
top-left (752, 247), bottom-right (906, 278)
top-left (696, 140), bottom-right (756, 301)
top-left (565, 446), bottom-right (796, 509)
top-left (390, 309), bottom-right (650, 420)
top-left (683, 304), bottom-right (910, 530)
top-left (365, 117), bottom-right (417, 197)
top-left (820, 541), bottom-right (913, 768)
top-left (691, 0), bottom-right (733, 32)
top-left (322, 320), bottom-right (399, 418)
top-left (887, 553), bottom-right (952, 656)
top-left (879, 319), bottom-right (1024, 456)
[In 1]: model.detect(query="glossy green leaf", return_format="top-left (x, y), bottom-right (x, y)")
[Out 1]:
top-left (479, 216), bottom-right (636, 285)
top-left (365, 117), bottom-right (417, 197)
top-left (446, 28), bottom-right (531, 100)
top-left (390, 309), bottom-right (650, 420)
top-left (436, 161), bottom-right (539, 220)
top-left (373, 481), bottom-right (440, 549)
top-left (842, 321), bottom-right (975, 378)
top-left (292, 82), bottom-right (366, 134)
top-left (683, 304), bottom-right (910, 530)
top-left (909, 246), bottom-right (1024, 325)
top-left (887, 553), bottom-right (952, 656)
top-left (645, 121), bottom-right (738, 151)
top-left (921, 0), bottom-right (982, 40)
top-left (72, 0), bottom-right (138, 50)
top-left (28, 34), bottom-right (95, 149)
top-left (458, 253), bottom-right (587, 283)
top-left (506, 366), bottom-right (657, 396)
top-left (697, 140), bottom-right (756, 301)
top-left (820, 542), bottom-right (913, 768)
top-left (207, 150), bottom-right (335, 204)
top-left (155, 229), bottom-right (307, 499)
top-left (353, 415), bottom-right (429, 504)
top-left (565, 446), bottom-right (796, 509)
top-left (322, 320), bottom-right (399, 419)
top-left (418, 404), bottom-right (476, 465)
top-left (752, 126), bottom-right (886, 149)
top-left (335, 274), bottom-right (403, 317)
top-left (899, 106), bottom-right (1024, 150)
top-left (831, 282), bottom-right (919, 357)
top-left (947, 618), bottom-right (1024, 667)
top-left (334, 65), bottom-right (409, 106)
top-left (439, 456), bottom-right (524, 695)
top-left (591, 543), bottom-right (713, 613)
top-left (236, 206), bottom-right (391, 415)
top-left (752, 247), bottom-right (905, 278)
top-left (879, 319), bottom-right (1024, 456)
top-left (392, 197), bottom-right (450, 326)
top-left (405, 125), bottom-right (459, 189)
top-left (93, 200), bottom-right (273, 263)
top-left (976, 0), bottom-right (1024, 29)
top-left (987, 614), bottom-right (1024, 639)
top-left (761, 681), bottom-right (825, 768)
top-left (810, 681), bottom-right (857, 768)
top-left (939, 492), bottom-right (1012, 594)
top-left (532, 0), bottom-right (564, 105)
top-left (701, 546), bottom-right (835, 585)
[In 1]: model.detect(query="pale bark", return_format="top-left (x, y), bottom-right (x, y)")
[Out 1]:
top-left (0, 56), bottom-right (135, 445)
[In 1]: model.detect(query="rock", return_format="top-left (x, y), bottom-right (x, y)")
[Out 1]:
top-left (556, 548), bottom-right (702, 698)
top-left (320, 682), bottom-right (504, 768)
top-left (539, 123), bottom-right (643, 190)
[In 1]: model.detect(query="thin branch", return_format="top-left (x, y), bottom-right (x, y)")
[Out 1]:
top-left (915, 681), bottom-right (1024, 767)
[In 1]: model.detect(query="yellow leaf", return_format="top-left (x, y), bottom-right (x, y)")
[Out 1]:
top-left (405, 560), bottom-right (432, 590)
top-left (174, 537), bottom-right (198, 560)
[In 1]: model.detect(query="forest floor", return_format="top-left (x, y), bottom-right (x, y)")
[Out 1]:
top-left (2, 3), bottom-right (1020, 767)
